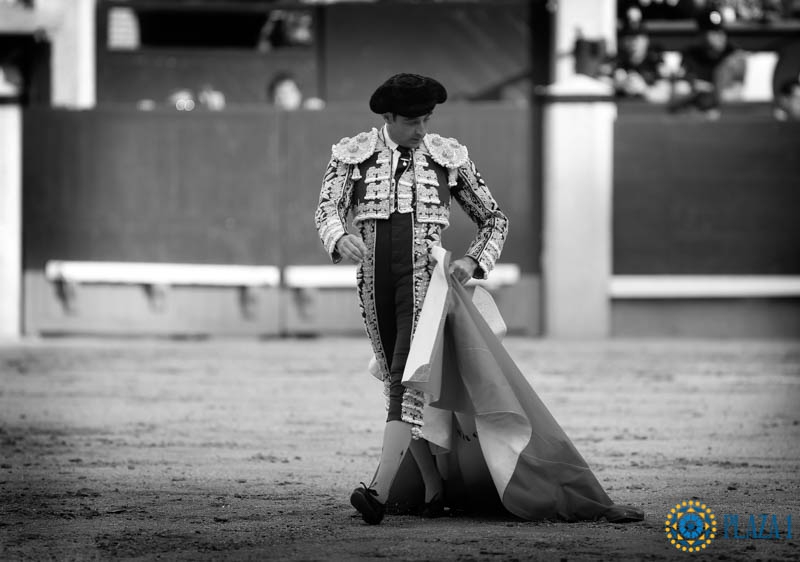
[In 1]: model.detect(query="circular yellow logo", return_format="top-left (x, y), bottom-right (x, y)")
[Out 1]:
top-left (665, 500), bottom-right (717, 553)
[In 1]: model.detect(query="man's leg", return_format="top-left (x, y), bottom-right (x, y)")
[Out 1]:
top-left (350, 217), bottom-right (408, 523)
top-left (408, 437), bottom-right (444, 504)
top-left (368, 215), bottom-right (413, 503)
top-left (353, 214), bottom-right (441, 519)
top-left (369, 420), bottom-right (412, 503)
top-left (380, 230), bottom-right (443, 507)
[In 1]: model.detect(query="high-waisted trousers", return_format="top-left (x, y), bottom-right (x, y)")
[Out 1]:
top-left (374, 212), bottom-right (414, 422)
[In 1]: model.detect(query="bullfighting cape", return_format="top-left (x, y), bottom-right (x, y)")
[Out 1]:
top-left (392, 246), bottom-right (643, 522)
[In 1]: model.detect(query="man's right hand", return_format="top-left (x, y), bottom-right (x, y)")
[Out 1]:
top-left (336, 234), bottom-right (368, 264)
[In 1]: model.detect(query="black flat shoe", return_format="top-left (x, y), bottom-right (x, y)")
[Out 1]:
top-left (350, 482), bottom-right (385, 525)
top-left (420, 491), bottom-right (446, 518)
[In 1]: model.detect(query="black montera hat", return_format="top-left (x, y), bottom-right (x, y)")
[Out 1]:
top-left (369, 73), bottom-right (448, 117)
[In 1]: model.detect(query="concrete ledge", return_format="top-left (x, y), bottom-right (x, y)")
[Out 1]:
top-left (45, 261), bottom-right (281, 287)
top-left (283, 265), bottom-right (357, 289)
top-left (611, 275), bottom-right (800, 299)
top-left (282, 263), bottom-right (521, 290)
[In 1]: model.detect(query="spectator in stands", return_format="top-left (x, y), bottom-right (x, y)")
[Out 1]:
top-left (774, 75), bottom-right (800, 120)
top-left (611, 21), bottom-right (671, 102)
top-left (198, 84), bottom-right (226, 111)
top-left (167, 88), bottom-right (195, 111)
top-left (669, 8), bottom-right (746, 118)
top-left (268, 72), bottom-right (302, 110)
top-left (267, 72), bottom-right (325, 110)
top-left (257, 10), bottom-right (314, 52)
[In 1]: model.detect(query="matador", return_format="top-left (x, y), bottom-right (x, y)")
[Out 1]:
top-left (314, 73), bottom-right (508, 525)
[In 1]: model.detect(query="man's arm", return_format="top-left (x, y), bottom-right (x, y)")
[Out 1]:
top-left (450, 160), bottom-right (509, 279)
top-left (314, 158), bottom-right (354, 263)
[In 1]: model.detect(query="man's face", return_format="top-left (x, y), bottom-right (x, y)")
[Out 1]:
top-left (273, 79), bottom-right (302, 110)
top-left (622, 33), bottom-right (649, 63)
top-left (383, 112), bottom-right (432, 148)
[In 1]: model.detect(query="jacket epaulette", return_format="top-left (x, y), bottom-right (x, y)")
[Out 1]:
top-left (423, 133), bottom-right (469, 169)
top-left (331, 128), bottom-right (379, 164)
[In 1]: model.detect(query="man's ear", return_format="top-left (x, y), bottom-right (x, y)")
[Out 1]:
top-left (381, 112), bottom-right (395, 125)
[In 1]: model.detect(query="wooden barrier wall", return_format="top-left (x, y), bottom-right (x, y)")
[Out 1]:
top-left (22, 104), bottom-right (540, 336)
top-left (613, 112), bottom-right (800, 275)
top-left (23, 109), bottom-right (283, 268)
top-left (612, 107), bottom-right (800, 337)
top-left (23, 105), bottom-right (537, 270)
top-left (20, 105), bottom-right (800, 337)
top-left (281, 103), bottom-right (539, 269)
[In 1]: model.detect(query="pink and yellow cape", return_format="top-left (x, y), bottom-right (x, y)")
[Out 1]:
top-left (388, 247), bottom-right (643, 522)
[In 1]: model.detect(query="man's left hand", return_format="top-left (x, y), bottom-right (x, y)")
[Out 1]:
top-left (449, 257), bottom-right (478, 285)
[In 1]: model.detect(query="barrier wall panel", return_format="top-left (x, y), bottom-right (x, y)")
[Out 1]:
top-left (613, 115), bottom-right (800, 275)
top-left (281, 105), bottom-right (540, 335)
top-left (23, 109), bottom-right (283, 268)
top-left (283, 104), bottom-right (539, 272)
top-left (612, 111), bottom-right (800, 338)
top-left (22, 105), bottom-right (541, 336)
top-left (281, 107), bottom-right (372, 266)
top-left (431, 104), bottom-right (538, 273)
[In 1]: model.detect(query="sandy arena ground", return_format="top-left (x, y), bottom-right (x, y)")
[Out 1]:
top-left (1, 336), bottom-right (798, 561)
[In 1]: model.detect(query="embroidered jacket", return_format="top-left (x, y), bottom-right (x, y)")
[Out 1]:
top-left (314, 127), bottom-right (508, 429)
top-left (314, 127), bottom-right (508, 278)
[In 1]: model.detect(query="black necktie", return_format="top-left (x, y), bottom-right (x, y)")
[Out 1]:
top-left (395, 146), bottom-right (411, 182)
